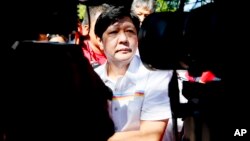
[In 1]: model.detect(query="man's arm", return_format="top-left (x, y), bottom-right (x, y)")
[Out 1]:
top-left (108, 119), bottom-right (168, 141)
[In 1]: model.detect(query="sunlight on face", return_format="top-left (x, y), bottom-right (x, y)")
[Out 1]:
top-left (89, 12), bottom-right (103, 48)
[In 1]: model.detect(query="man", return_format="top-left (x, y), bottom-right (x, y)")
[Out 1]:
top-left (94, 6), bottom-right (173, 141)
top-left (80, 4), bottom-right (110, 68)
top-left (131, 0), bottom-right (156, 25)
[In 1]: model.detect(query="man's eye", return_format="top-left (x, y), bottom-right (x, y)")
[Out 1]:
top-left (127, 30), bottom-right (136, 34)
top-left (137, 13), bottom-right (142, 16)
top-left (109, 31), bottom-right (118, 34)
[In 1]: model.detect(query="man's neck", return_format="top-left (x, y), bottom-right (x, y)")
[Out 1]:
top-left (107, 62), bottom-right (129, 81)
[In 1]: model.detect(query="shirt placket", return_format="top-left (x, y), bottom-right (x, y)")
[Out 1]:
top-left (112, 77), bottom-right (123, 131)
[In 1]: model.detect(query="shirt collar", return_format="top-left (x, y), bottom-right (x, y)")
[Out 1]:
top-left (101, 55), bottom-right (141, 84)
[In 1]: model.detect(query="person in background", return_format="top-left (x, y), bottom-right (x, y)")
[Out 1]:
top-left (94, 6), bottom-right (173, 141)
top-left (37, 33), bottom-right (67, 43)
top-left (48, 34), bottom-right (67, 43)
top-left (131, 0), bottom-right (156, 56)
top-left (37, 33), bottom-right (49, 41)
top-left (80, 3), bottom-right (110, 68)
top-left (131, 0), bottom-right (156, 25)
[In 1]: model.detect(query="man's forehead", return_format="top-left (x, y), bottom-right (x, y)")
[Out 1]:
top-left (106, 17), bottom-right (135, 28)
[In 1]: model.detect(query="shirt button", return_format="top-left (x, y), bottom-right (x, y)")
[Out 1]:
top-left (114, 107), bottom-right (118, 111)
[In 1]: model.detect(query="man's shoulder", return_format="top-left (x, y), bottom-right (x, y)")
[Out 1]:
top-left (149, 69), bottom-right (173, 79)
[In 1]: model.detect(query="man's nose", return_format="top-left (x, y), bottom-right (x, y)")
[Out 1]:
top-left (139, 15), bottom-right (147, 23)
top-left (118, 32), bottom-right (128, 42)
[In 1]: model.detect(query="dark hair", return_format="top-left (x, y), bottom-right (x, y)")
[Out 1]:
top-left (94, 5), bottom-right (140, 38)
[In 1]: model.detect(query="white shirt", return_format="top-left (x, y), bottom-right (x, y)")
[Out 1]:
top-left (95, 55), bottom-right (173, 132)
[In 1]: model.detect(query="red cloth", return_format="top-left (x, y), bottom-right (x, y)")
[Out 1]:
top-left (184, 71), bottom-right (218, 83)
top-left (199, 71), bottom-right (216, 83)
top-left (82, 41), bottom-right (106, 66)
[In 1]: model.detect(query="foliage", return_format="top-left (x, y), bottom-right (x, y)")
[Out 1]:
top-left (77, 3), bottom-right (86, 21)
top-left (155, 0), bottom-right (181, 12)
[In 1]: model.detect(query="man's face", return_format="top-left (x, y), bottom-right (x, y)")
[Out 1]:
top-left (100, 17), bottom-right (138, 64)
top-left (134, 6), bottom-right (152, 25)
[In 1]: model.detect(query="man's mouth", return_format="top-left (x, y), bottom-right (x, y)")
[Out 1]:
top-left (116, 48), bottom-right (132, 53)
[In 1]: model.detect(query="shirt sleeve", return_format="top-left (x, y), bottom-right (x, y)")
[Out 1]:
top-left (141, 70), bottom-right (173, 120)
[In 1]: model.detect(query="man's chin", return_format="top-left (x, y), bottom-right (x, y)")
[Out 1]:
top-left (116, 55), bottom-right (133, 62)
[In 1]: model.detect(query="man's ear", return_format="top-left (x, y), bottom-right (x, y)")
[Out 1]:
top-left (97, 37), bottom-right (104, 50)
top-left (82, 25), bottom-right (89, 36)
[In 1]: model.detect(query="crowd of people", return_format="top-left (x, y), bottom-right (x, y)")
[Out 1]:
top-left (33, 1), bottom-right (176, 140)
top-left (2, 0), bottom-right (224, 141)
